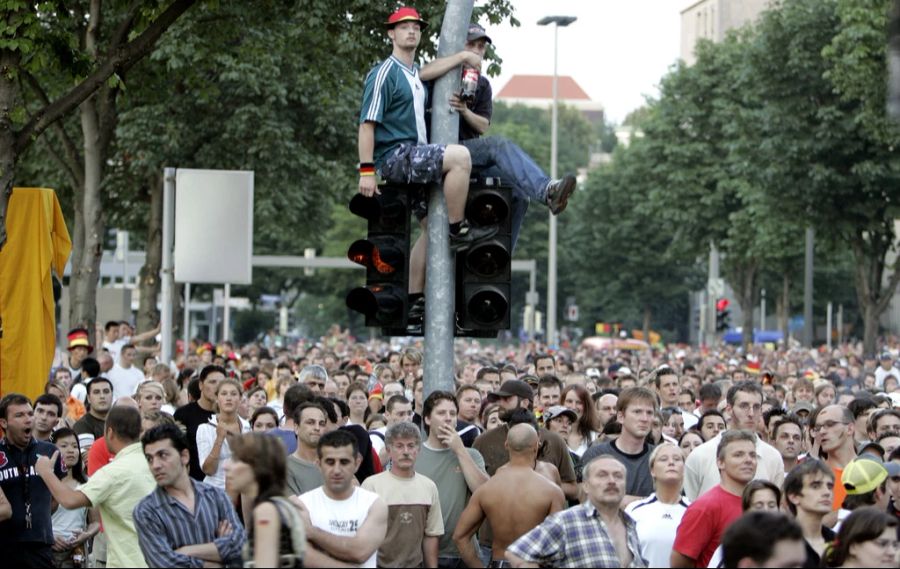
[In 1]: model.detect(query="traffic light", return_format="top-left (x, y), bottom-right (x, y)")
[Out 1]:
top-left (346, 185), bottom-right (411, 330)
top-left (716, 298), bottom-right (731, 332)
top-left (456, 178), bottom-right (512, 336)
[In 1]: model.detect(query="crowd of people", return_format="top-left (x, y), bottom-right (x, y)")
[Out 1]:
top-left (3, 316), bottom-right (900, 568)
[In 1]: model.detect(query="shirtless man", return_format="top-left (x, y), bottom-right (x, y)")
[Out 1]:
top-left (453, 424), bottom-right (566, 567)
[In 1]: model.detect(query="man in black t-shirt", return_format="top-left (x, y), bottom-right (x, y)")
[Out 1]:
top-left (423, 23), bottom-right (577, 252)
top-left (173, 366), bottom-right (223, 480)
top-left (73, 377), bottom-right (113, 454)
top-left (0, 394), bottom-right (66, 568)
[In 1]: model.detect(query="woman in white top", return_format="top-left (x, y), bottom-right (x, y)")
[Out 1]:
top-left (560, 384), bottom-right (600, 457)
top-left (625, 442), bottom-right (690, 568)
top-left (197, 378), bottom-right (251, 489)
top-left (50, 428), bottom-right (99, 568)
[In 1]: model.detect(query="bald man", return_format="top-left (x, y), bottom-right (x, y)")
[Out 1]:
top-left (453, 424), bottom-right (566, 567)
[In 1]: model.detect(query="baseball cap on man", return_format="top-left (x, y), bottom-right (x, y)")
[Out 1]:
top-left (492, 380), bottom-right (534, 401)
top-left (386, 7), bottom-right (428, 29)
top-left (544, 405), bottom-right (577, 424)
top-left (467, 23), bottom-right (492, 43)
top-left (842, 456), bottom-right (900, 495)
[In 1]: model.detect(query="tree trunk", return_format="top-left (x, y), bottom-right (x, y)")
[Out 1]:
top-left (730, 260), bottom-right (758, 352)
top-left (136, 173), bottom-right (163, 336)
top-left (780, 274), bottom-right (790, 344)
top-left (642, 305), bottom-right (652, 347)
top-left (850, 231), bottom-right (900, 355)
top-left (68, 96), bottom-right (105, 332)
top-left (0, 49), bottom-right (19, 336)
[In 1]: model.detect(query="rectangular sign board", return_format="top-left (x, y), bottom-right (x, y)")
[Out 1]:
top-left (174, 169), bottom-right (254, 284)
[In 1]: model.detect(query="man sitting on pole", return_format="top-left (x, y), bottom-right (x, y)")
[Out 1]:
top-left (421, 23), bottom-right (578, 252)
top-left (358, 6), bottom-right (496, 326)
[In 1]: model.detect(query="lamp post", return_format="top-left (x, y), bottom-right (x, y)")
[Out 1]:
top-left (538, 15), bottom-right (576, 348)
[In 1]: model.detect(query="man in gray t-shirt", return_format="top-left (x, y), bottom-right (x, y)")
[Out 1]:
top-left (580, 387), bottom-right (658, 504)
top-left (415, 392), bottom-right (489, 564)
top-left (287, 403), bottom-right (328, 495)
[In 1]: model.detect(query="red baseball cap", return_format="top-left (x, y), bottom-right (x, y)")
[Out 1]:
top-left (386, 7), bottom-right (428, 29)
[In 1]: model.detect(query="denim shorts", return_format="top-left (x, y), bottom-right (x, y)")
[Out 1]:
top-left (380, 143), bottom-right (446, 221)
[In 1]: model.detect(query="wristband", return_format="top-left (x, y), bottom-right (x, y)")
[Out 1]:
top-left (359, 163), bottom-right (376, 176)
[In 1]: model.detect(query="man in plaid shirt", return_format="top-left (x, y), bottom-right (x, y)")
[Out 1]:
top-left (506, 454), bottom-right (647, 568)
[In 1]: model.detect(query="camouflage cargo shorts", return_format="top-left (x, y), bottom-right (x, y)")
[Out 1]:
top-left (379, 143), bottom-right (446, 221)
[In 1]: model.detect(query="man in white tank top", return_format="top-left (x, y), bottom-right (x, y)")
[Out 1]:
top-left (297, 430), bottom-right (387, 568)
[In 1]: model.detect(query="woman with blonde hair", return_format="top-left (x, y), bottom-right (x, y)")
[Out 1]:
top-left (625, 442), bottom-right (690, 568)
top-left (196, 378), bottom-right (250, 489)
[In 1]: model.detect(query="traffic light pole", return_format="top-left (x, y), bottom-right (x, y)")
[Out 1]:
top-left (424, 0), bottom-right (474, 396)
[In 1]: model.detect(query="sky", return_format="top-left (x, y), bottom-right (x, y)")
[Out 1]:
top-left (480, 0), bottom-right (687, 123)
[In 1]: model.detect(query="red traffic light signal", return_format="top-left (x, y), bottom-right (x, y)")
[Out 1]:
top-left (716, 298), bottom-right (730, 312)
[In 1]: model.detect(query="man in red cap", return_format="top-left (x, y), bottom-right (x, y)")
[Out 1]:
top-left (359, 7), bottom-right (496, 327)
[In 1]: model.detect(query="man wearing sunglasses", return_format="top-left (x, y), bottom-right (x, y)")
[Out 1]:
top-left (813, 405), bottom-right (858, 511)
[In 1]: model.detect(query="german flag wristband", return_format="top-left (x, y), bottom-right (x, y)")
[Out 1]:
top-left (359, 163), bottom-right (376, 176)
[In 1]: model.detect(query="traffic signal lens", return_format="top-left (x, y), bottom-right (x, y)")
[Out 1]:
top-left (466, 191), bottom-right (509, 226)
top-left (465, 242), bottom-right (510, 279)
top-left (467, 288), bottom-right (509, 327)
top-left (371, 247), bottom-right (396, 274)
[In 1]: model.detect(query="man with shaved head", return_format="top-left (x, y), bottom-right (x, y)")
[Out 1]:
top-left (812, 404), bottom-right (857, 511)
top-left (453, 424), bottom-right (566, 567)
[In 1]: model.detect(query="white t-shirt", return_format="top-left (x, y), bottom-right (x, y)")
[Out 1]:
top-left (370, 427), bottom-right (387, 456)
top-left (195, 416), bottom-right (251, 489)
top-left (299, 486), bottom-right (381, 568)
top-left (625, 493), bottom-right (690, 568)
top-left (107, 364), bottom-right (145, 399)
top-left (683, 432), bottom-right (786, 501)
top-left (103, 337), bottom-right (129, 363)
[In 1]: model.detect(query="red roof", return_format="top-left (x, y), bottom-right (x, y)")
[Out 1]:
top-left (496, 75), bottom-right (592, 100)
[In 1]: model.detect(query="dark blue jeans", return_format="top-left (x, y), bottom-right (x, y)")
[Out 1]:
top-left (462, 137), bottom-right (551, 252)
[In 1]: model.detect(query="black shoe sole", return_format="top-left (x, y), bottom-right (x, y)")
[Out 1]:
top-left (450, 225), bottom-right (499, 253)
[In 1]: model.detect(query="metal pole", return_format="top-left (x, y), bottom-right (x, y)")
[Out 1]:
top-left (761, 288), bottom-right (766, 331)
top-left (547, 23), bottom-right (559, 348)
top-left (183, 282), bottom-right (191, 358)
top-left (707, 243), bottom-right (720, 346)
top-left (838, 304), bottom-right (844, 345)
top-left (804, 227), bottom-right (814, 346)
top-left (424, 0), bottom-right (473, 397)
top-left (160, 168), bottom-right (176, 364)
top-left (826, 301), bottom-right (833, 351)
top-left (223, 283), bottom-right (231, 342)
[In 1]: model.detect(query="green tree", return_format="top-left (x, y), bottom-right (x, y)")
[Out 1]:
top-left (3, 0), bottom-right (198, 337)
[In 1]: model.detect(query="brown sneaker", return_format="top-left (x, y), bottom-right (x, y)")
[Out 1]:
top-left (546, 175), bottom-right (577, 215)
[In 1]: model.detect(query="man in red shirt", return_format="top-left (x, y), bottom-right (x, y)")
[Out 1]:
top-left (671, 430), bottom-right (758, 568)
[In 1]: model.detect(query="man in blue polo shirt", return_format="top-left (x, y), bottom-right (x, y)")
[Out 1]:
top-left (0, 394), bottom-right (67, 568)
top-left (358, 6), bottom-right (496, 325)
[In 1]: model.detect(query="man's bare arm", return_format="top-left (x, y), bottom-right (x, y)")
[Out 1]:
top-left (560, 481), bottom-right (579, 501)
top-left (670, 550), bottom-right (696, 568)
top-left (423, 535), bottom-right (439, 569)
top-left (452, 491), bottom-right (487, 568)
top-left (506, 551), bottom-right (540, 569)
top-left (358, 122), bottom-right (378, 197)
top-left (420, 51), bottom-right (482, 82)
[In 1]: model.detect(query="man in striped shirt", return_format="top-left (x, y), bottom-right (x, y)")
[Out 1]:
top-left (133, 424), bottom-right (245, 567)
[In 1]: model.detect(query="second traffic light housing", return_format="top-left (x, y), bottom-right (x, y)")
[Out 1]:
top-left (456, 178), bottom-right (512, 334)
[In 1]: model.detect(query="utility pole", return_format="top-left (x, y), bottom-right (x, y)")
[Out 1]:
top-left (424, 0), bottom-right (474, 396)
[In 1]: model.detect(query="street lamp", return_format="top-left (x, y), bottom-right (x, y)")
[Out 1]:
top-left (538, 15), bottom-right (576, 348)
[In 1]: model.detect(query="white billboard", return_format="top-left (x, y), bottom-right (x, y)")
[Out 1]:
top-left (174, 169), bottom-right (253, 284)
